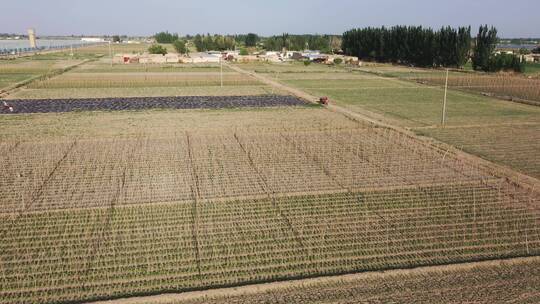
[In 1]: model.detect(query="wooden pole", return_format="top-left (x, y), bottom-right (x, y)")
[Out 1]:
top-left (220, 56), bottom-right (223, 87)
top-left (441, 68), bottom-right (449, 126)
top-left (108, 41), bottom-right (113, 67)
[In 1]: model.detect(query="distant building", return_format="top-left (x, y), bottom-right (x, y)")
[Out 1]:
top-left (81, 37), bottom-right (105, 42)
top-left (27, 28), bottom-right (37, 48)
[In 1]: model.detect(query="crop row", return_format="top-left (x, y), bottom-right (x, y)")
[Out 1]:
top-left (160, 257), bottom-right (540, 304)
top-left (1, 184), bottom-right (538, 304)
top-left (27, 73), bottom-right (260, 89)
top-left (423, 124), bottom-right (540, 179)
top-left (0, 127), bottom-right (498, 213)
top-left (411, 72), bottom-right (540, 102)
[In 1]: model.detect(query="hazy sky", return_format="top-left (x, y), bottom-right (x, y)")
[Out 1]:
top-left (3, 0), bottom-right (540, 37)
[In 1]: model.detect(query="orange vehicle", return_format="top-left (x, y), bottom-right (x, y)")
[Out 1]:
top-left (319, 96), bottom-right (329, 105)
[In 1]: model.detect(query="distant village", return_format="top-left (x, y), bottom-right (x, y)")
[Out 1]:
top-left (114, 50), bottom-right (360, 65)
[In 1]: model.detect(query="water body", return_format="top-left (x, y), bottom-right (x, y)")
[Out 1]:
top-left (497, 44), bottom-right (537, 50)
top-left (0, 39), bottom-right (95, 51)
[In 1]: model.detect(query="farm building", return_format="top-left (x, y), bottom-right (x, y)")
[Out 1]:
top-left (190, 52), bottom-right (221, 63)
top-left (523, 54), bottom-right (540, 63)
top-left (113, 53), bottom-right (140, 64)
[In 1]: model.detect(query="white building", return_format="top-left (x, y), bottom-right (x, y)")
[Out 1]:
top-left (81, 37), bottom-right (105, 42)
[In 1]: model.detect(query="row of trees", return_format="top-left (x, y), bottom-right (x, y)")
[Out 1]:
top-left (154, 31), bottom-right (179, 43)
top-left (342, 25), bottom-right (525, 72)
top-left (342, 26), bottom-right (471, 67)
top-left (152, 32), bottom-right (187, 54)
top-left (263, 34), bottom-right (334, 53)
top-left (472, 25), bottom-right (524, 72)
top-left (192, 34), bottom-right (236, 51)
top-left (233, 33), bottom-right (260, 47)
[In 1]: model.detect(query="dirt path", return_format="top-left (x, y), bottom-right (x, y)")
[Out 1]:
top-left (228, 63), bottom-right (540, 193)
top-left (86, 256), bottom-right (540, 304)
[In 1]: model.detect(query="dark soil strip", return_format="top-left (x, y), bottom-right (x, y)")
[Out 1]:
top-left (2, 95), bottom-right (307, 114)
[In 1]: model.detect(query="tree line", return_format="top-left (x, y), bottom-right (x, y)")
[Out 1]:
top-left (263, 34), bottom-right (336, 53)
top-left (192, 34), bottom-right (236, 52)
top-left (342, 26), bottom-right (471, 68)
top-left (152, 32), bottom-right (187, 54)
top-left (342, 25), bottom-right (524, 72)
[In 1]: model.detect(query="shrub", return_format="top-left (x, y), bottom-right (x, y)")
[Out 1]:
top-left (333, 58), bottom-right (343, 65)
top-left (173, 40), bottom-right (187, 54)
top-left (148, 44), bottom-right (167, 55)
top-left (519, 48), bottom-right (531, 55)
top-left (487, 53), bottom-right (524, 73)
top-left (303, 60), bottom-right (311, 66)
top-left (239, 48), bottom-right (249, 56)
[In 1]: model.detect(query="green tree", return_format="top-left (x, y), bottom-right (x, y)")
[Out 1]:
top-left (519, 48), bottom-right (531, 55)
top-left (472, 25), bottom-right (498, 71)
top-left (173, 40), bottom-right (187, 54)
top-left (245, 33), bottom-right (259, 47)
top-left (342, 25), bottom-right (472, 68)
top-left (148, 44), bottom-right (167, 55)
top-left (456, 26), bottom-right (472, 67)
top-left (239, 48), bottom-right (249, 55)
top-left (487, 53), bottom-right (524, 73)
top-left (154, 31), bottom-right (178, 43)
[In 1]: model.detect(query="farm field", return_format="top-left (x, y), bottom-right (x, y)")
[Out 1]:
top-left (1, 50), bottom-right (540, 304)
top-left (0, 56), bottom-right (87, 91)
top-left (8, 58), bottom-right (285, 99)
top-left (100, 257), bottom-right (540, 304)
top-left (3, 95), bottom-right (305, 113)
top-left (239, 62), bottom-right (540, 179)
top-left (357, 64), bottom-right (540, 103)
top-left (1, 105), bottom-right (539, 303)
top-left (418, 124), bottom-right (540, 179)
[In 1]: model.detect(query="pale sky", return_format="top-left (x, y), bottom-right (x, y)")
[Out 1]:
top-left (2, 0), bottom-right (539, 37)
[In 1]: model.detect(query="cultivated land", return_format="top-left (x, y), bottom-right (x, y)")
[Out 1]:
top-left (1, 51), bottom-right (539, 304)
top-left (235, 61), bottom-right (540, 179)
top-left (90, 257), bottom-right (540, 304)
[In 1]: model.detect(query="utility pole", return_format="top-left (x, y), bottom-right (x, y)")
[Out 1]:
top-left (441, 68), bottom-right (449, 126)
top-left (108, 41), bottom-right (113, 67)
top-left (220, 56), bottom-right (223, 87)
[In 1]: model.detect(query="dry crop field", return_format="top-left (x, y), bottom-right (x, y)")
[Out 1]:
top-left (0, 56), bottom-right (87, 92)
top-left (9, 60), bottom-right (282, 99)
top-left (123, 257), bottom-right (540, 304)
top-left (243, 62), bottom-right (540, 180)
top-left (1, 106), bottom-right (539, 303)
top-left (358, 64), bottom-right (540, 103)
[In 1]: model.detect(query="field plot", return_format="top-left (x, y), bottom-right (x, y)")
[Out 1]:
top-left (1, 107), bottom-right (539, 303)
top-left (126, 257), bottom-right (540, 304)
top-left (9, 61), bottom-right (285, 99)
top-left (0, 56), bottom-right (85, 91)
top-left (358, 64), bottom-right (540, 102)
top-left (274, 67), bottom-right (540, 128)
top-left (77, 59), bottom-right (230, 73)
top-left (3, 95), bottom-right (306, 114)
top-left (28, 72), bottom-right (259, 89)
top-left (420, 124), bottom-right (540, 179)
top-left (242, 62), bottom-right (540, 179)
top-left (0, 107), bottom-right (352, 140)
